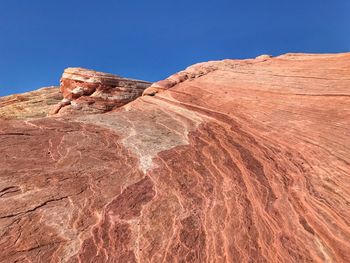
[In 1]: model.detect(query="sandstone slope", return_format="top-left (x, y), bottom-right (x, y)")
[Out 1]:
top-left (0, 53), bottom-right (349, 262)
top-left (0, 86), bottom-right (61, 119)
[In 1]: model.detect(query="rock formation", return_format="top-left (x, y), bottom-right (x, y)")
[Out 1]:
top-left (0, 86), bottom-right (61, 119)
top-left (52, 67), bottom-right (151, 115)
top-left (0, 53), bottom-right (349, 262)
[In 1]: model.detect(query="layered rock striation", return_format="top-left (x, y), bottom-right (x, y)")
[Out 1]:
top-left (52, 67), bottom-right (151, 115)
top-left (0, 53), bottom-right (349, 262)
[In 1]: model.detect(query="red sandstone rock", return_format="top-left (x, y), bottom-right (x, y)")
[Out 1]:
top-left (52, 67), bottom-right (151, 115)
top-left (0, 53), bottom-right (350, 262)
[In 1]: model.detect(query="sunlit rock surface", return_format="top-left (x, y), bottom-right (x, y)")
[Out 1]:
top-left (0, 53), bottom-right (349, 262)
top-left (53, 67), bottom-right (151, 115)
top-left (0, 86), bottom-right (61, 119)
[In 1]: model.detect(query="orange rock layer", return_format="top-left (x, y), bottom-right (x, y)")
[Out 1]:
top-left (0, 53), bottom-right (349, 262)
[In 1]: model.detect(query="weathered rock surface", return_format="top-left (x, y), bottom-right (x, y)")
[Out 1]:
top-left (53, 67), bottom-right (152, 115)
top-left (0, 53), bottom-right (349, 262)
top-left (0, 86), bottom-right (61, 119)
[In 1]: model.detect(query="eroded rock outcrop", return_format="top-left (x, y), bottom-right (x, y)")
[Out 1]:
top-left (52, 67), bottom-right (151, 115)
top-left (0, 53), bottom-right (350, 262)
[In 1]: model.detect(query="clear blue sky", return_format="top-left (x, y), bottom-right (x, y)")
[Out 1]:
top-left (0, 0), bottom-right (349, 96)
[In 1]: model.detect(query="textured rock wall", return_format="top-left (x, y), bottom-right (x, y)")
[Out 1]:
top-left (0, 53), bottom-right (349, 262)
top-left (0, 87), bottom-right (62, 120)
top-left (52, 67), bottom-right (151, 115)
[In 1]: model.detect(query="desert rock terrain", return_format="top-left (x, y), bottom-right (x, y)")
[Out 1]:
top-left (0, 53), bottom-right (349, 262)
